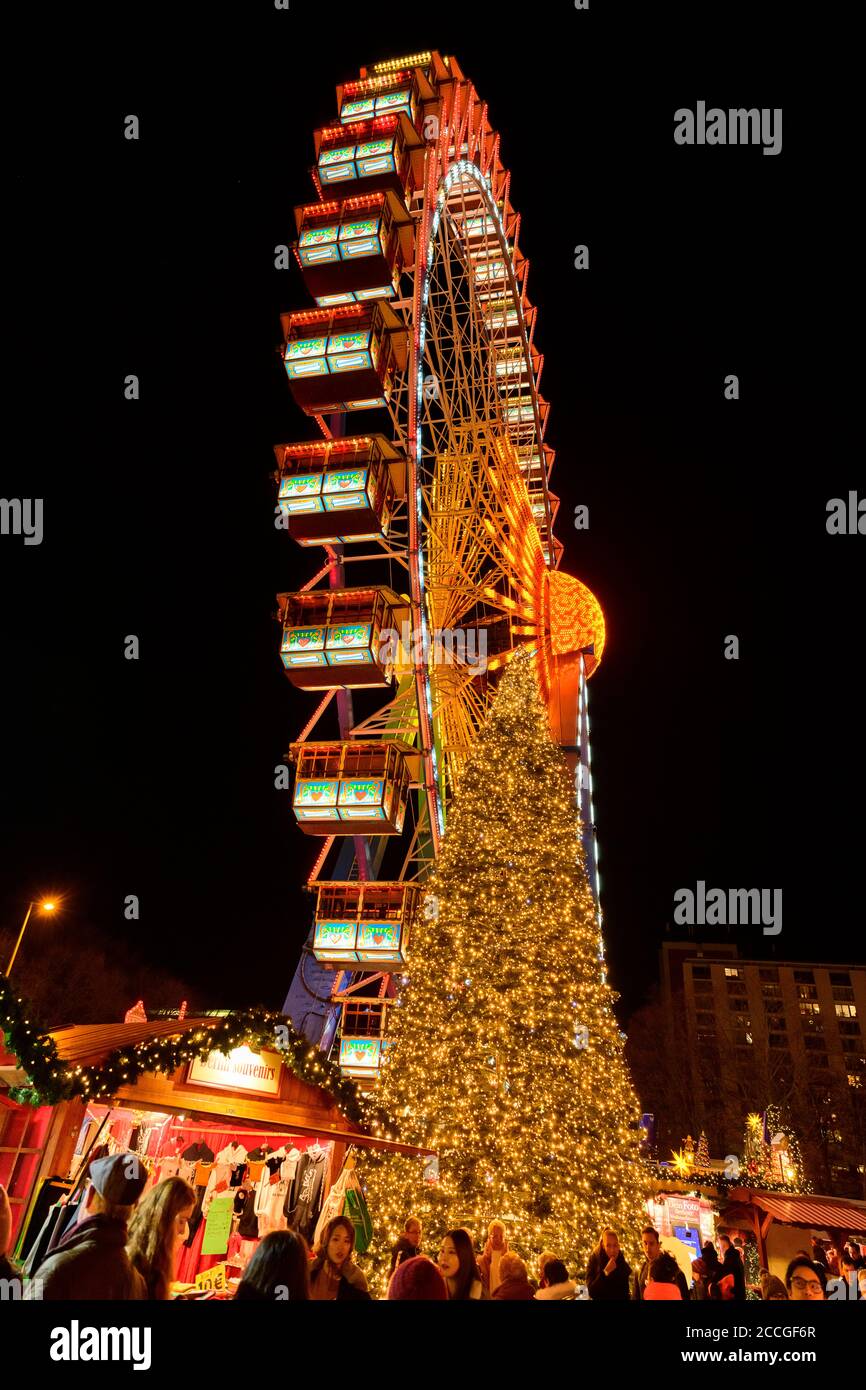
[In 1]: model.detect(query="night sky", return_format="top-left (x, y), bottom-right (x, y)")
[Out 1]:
top-left (2, 5), bottom-right (860, 1024)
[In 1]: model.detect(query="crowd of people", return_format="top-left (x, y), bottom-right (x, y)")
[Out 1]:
top-left (2, 1160), bottom-right (865, 1303)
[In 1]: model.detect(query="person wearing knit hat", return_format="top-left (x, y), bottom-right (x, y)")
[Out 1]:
top-left (387, 1255), bottom-right (448, 1300)
top-left (24, 1153), bottom-right (149, 1301)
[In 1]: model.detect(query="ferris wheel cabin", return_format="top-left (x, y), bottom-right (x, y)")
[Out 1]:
top-left (281, 301), bottom-right (408, 414)
top-left (289, 739), bottom-right (415, 836)
top-left (274, 434), bottom-right (405, 546)
top-left (310, 880), bottom-right (420, 969)
top-left (277, 585), bottom-right (408, 689)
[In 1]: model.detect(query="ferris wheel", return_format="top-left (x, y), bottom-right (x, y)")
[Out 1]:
top-left (276, 51), bottom-right (606, 1084)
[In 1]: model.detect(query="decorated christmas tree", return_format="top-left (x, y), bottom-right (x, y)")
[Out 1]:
top-left (742, 1106), bottom-right (808, 1191)
top-left (696, 1130), bottom-right (711, 1170)
top-left (359, 649), bottom-right (648, 1290)
top-left (743, 1113), bottom-right (770, 1179)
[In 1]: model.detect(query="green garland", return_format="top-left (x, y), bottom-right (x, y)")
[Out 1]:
top-left (1, 975), bottom-right (393, 1138)
top-left (0, 975), bottom-right (61, 1106)
top-left (645, 1161), bottom-right (805, 1197)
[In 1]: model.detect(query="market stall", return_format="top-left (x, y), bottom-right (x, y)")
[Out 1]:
top-left (1, 1005), bottom-right (432, 1293)
top-left (720, 1187), bottom-right (866, 1282)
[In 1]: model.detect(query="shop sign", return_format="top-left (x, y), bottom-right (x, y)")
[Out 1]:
top-left (188, 1045), bottom-right (283, 1095)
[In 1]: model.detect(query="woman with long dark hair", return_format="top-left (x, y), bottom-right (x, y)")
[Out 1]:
top-left (308, 1215), bottom-right (371, 1301)
top-left (235, 1230), bottom-right (311, 1301)
top-left (437, 1228), bottom-right (485, 1300)
top-left (126, 1176), bottom-right (196, 1300)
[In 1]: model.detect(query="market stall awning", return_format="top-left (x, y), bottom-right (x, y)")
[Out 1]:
top-left (49, 1018), bottom-right (218, 1063)
top-left (729, 1188), bottom-right (866, 1235)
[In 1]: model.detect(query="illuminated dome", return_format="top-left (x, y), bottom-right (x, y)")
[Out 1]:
top-left (546, 570), bottom-right (606, 677)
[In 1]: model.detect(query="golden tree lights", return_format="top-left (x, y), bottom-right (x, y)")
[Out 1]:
top-left (358, 649), bottom-right (649, 1292)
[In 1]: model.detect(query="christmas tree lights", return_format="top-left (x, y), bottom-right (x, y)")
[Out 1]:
top-left (358, 649), bottom-right (649, 1289)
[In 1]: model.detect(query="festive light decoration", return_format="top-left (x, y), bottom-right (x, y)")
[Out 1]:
top-left (695, 1130), bottom-right (711, 1170)
top-left (370, 53), bottom-right (431, 75)
top-left (742, 1105), bottom-right (810, 1193)
top-left (547, 571), bottom-right (606, 675)
top-left (357, 650), bottom-right (649, 1292)
top-left (671, 1148), bottom-right (692, 1178)
top-left (0, 976), bottom-right (389, 1132)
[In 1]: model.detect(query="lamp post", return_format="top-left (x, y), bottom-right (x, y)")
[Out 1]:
top-left (5, 899), bottom-right (57, 976)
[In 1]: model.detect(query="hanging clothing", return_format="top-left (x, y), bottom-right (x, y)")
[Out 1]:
top-left (254, 1148), bottom-right (299, 1237)
top-left (181, 1141), bottom-right (215, 1164)
top-left (202, 1143), bottom-right (248, 1216)
top-left (157, 1154), bottom-right (183, 1181)
top-left (235, 1189), bottom-right (260, 1240)
top-left (287, 1148), bottom-right (328, 1243)
top-left (312, 1157), bottom-right (365, 1251)
top-left (184, 1187), bottom-right (207, 1247)
top-left (313, 1163), bottom-right (352, 1249)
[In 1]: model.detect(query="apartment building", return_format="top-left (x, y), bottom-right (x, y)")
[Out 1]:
top-left (658, 943), bottom-right (866, 1198)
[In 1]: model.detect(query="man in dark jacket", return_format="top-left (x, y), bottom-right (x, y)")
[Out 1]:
top-left (633, 1227), bottom-right (690, 1301)
top-left (24, 1152), bottom-right (148, 1300)
top-left (586, 1229), bottom-right (632, 1300)
top-left (709, 1234), bottom-right (746, 1300)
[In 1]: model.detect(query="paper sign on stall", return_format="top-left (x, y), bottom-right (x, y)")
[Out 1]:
top-left (195, 1263), bottom-right (228, 1292)
top-left (202, 1195), bottom-right (234, 1255)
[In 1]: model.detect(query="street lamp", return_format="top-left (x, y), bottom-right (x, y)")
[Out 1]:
top-left (5, 899), bottom-right (59, 976)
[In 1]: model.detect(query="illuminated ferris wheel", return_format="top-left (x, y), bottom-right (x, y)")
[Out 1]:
top-left (276, 51), bottom-right (606, 1084)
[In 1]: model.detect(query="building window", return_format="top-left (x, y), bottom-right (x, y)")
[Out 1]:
top-left (762, 982), bottom-right (783, 998)
top-left (832, 986), bottom-right (855, 1002)
top-left (693, 978), bottom-right (714, 995)
top-left (799, 1001), bottom-right (822, 1016)
top-left (759, 967), bottom-right (779, 982)
top-left (768, 1034), bottom-right (788, 1048)
top-left (836, 1003), bottom-right (858, 1019)
top-left (848, 1074), bottom-right (864, 1088)
top-left (725, 967), bottom-right (742, 979)
top-left (695, 1011), bottom-right (715, 1027)
top-left (692, 965), bottom-right (711, 979)
top-left (794, 970), bottom-right (815, 983)
top-left (797, 984), bottom-right (819, 1001)
top-left (804, 1035), bottom-right (827, 1051)
top-left (842, 1036), bottom-right (863, 1052)
top-left (837, 1020), bottom-right (861, 1035)
top-left (829, 971), bottom-right (851, 986)
top-left (809, 1054), bottom-right (830, 1068)
top-left (764, 999), bottom-right (784, 1015)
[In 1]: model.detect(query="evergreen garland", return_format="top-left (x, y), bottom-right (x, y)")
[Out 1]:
top-left (0, 974), bottom-right (391, 1136)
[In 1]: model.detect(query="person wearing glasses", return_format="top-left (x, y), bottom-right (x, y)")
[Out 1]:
top-left (784, 1256), bottom-right (827, 1300)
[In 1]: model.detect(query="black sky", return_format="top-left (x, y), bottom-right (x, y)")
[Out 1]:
top-left (2, 4), bottom-right (861, 1023)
